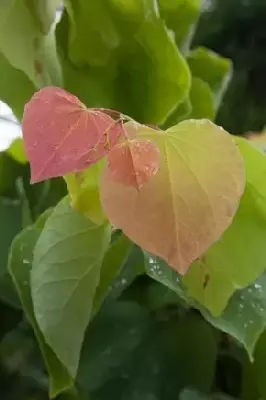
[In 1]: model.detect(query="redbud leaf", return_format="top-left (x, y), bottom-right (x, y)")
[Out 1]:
top-left (22, 87), bottom-right (123, 183)
top-left (100, 120), bottom-right (245, 275)
top-left (107, 139), bottom-right (160, 190)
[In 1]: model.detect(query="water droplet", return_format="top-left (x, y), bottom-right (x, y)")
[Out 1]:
top-left (121, 278), bottom-right (127, 285)
top-left (23, 259), bottom-right (30, 264)
top-left (239, 303), bottom-right (244, 309)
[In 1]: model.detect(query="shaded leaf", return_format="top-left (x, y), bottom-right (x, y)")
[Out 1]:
top-left (107, 139), bottom-right (160, 190)
top-left (31, 197), bottom-right (111, 378)
top-left (92, 233), bottom-right (133, 314)
top-left (100, 120), bottom-right (245, 275)
top-left (0, 51), bottom-right (35, 120)
top-left (0, 1), bottom-right (61, 87)
top-left (78, 301), bottom-right (151, 393)
top-left (22, 87), bottom-right (124, 182)
top-left (183, 138), bottom-right (266, 315)
top-left (8, 210), bottom-right (73, 398)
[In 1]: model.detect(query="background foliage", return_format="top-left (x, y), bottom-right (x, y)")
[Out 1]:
top-left (1, 1), bottom-right (266, 399)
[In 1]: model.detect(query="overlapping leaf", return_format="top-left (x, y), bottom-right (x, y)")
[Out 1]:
top-left (100, 120), bottom-right (245, 275)
top-left (8, 210), bottom-right (73, 398)
top-left (183, 138), bottom-right (266, 315)
top-left (22, 87), bottom-right (124, 182)
top-left (31, 197), bottom-right (111, 378)
top-left (0, 1), bottom-right (61, 87)
top-left (107, 139), bottom-right (160, 190)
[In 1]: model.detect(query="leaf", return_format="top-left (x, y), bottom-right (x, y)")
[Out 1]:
top-left (158, 0), bottom-right (201, 50)
top-left (0, 1), bottom-right (61, 87)
top-left (100, 120), bottom-right (245, 275)
top-left (186, 77), bottom-right (215, 120)
top-left (8, 210), bottom-right (73, 398)
top-left (60, 1), bottom-right (191, 124)
top-left (24, 0), bottom-right (60, 34)
top-left (145, 254), bottom-right (266, 359)
top-left (65, 160), bottom-right (107, 225)
top-left (31, 197), bottom-right (111, 378)
top-left (86, 311), bottom-right (216, 399)
top-left (107, 139), bottom-right (160, 190)
top-left (7, 138), bottom-right (28, 164)
top-left (92, 233), bottom-right (133, 314)
top-left (204, 272), bottom-right (266, 358)
top-left (0, 198), bottom-right (22, 308)
top-left (187, 47), bottom-right (232, 106)
top-left (180, 388), bottom-right (236, 400)
top-left (22, 87), bottom-right (124, 183)
top-left (183, 138), bottom-right (266, 316)
top-left (77, 301), bottom-right (151, 393)
top-left (0, 51), bottom-right (35, 120)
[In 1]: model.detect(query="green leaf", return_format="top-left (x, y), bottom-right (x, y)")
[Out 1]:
top-left (92, 233), bottom-right (133, 314)
top-left (186, 76), bottom-right (215, 119)
top-left (77, 301), bottom-right (151, 393)
top-left (250, 329), bottom-right (266, 399)
top-left (24, 0), bottom-right (60, 34)
top-left (58, 1), bottom-right (190, 124)
top-left (145, 254), bottom-right (266, 358)
top-left (187, 47), bottom-right (232, 106)
top-left (0, 152), bottom-right (24, 197)
top-left (0, 1), bottom-right (61, 87)
top-left (204, 272), bottom-right (266, 358)
top-left (8, 209), bottom-right (73, 398)
top-left (0, 198), bottom-right (22, 308)
top-left (180, 388), bottom-right (236, 400)
top-left (183, 138), bottom-right (266, 316)
top-left (65, 161), bottom-right (107, 226)
top-left (7, 139), bottom-right (28, 164)
top-left (158, 0), bottom-right (201, 51)
top-left (88, 311), bottom-right (216, 399)
top-left (31, 197), bottom-right (111, 378)
top-left (0, 52), bottom-right (35, 120)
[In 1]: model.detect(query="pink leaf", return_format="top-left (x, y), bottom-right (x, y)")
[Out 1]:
top-left (107, 139), bottom-right (160, 190)
top-left (22, 87), bottom-right (123, 183)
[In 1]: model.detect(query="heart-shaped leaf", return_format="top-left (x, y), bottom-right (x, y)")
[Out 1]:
top-left (107, 139), bottom-right (160, 190)
top-left (100, 120), bottom-right (245, 275)
top-left (22, 87), bottom-right (124, 183)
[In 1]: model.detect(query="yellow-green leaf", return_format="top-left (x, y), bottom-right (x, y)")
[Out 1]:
top-left (100, 120), bottom-right (245, 275)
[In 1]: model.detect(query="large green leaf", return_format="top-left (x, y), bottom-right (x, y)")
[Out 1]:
top-left (0, 1), bottom-right (61, 87)
top-left (183, 138), bottom-right (266, 316)
top-left (8, 210), bottom-right (73, 398)
top-left (86, 310), bottom-right (216, 399)
top-left (58, 1), bottom-right (190, 124)
top-left (78, 301), bottom-right (151, 393)
top-left (31, 197), bottom-right (111, 378)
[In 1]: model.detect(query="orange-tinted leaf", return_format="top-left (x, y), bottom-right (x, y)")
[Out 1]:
top-left (22, 87), bottom-right (123, 183)
top-left (100, 120), bottom-right (245, 275)
top-left (107, 139), bottom-right (160, 190)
